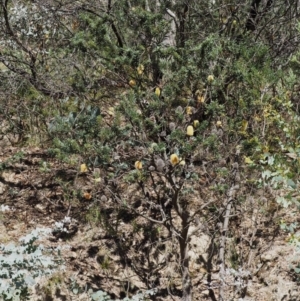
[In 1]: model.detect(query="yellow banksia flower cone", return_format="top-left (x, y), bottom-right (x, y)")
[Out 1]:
top-left (197, 95), bottom-right (205, 103)
top-left (134, 161), bottom-right (143, 170)
top-left (137, 64), bottom-right (144, 75)
top-left (187, 125), bottom-right (194, 136)
top-left (216, 121), bottom-right (222, 127)
top-left (155, 87), bottom-right (161, 97)
top-left (80, 163), bottom-right (88, 173)
top-left (193, 120), bottom-right (199, 128)
top-left (129, 79), bottom-right (136, 87)
top-left (107, 107), bottom-right (115, 116)
top-left (186, 106), bottom-right (193, 115)
top-left (207, 75), bottom-right (214, 83)
top-left (179, 159), bottom-right (186, 166)
top-left (170, 154), bottom-right (179, 165)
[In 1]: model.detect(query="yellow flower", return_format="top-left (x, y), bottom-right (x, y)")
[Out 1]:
top-left (179, 159), bottom-right (186, 166)
top-left (193, 120), bottom-right (199, 128)
top-left (155, 87), bottom-right (161, 97)
top-left (207, 75), bottom-right (214, 83)
top-left (186, 125), bottom-right (194, 136)
top-left (80, 163), bottom-right (88, 173)
top-left (107, 107), bottom-right (115, 116)
top-left (197, 95), bottom-right (205, 103)
top-left (134, 161), bottom-right (143, 169)
top-left (170, 154), bottom-right (179, 165)
top-left (137, 64), bottom-right (144, 75)
top-left (216, 121), bottom-right (222, 127)
top-left (186, 106), bottom-right (193, 115)
top-left (129, 79), bottom-right (136, 87)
